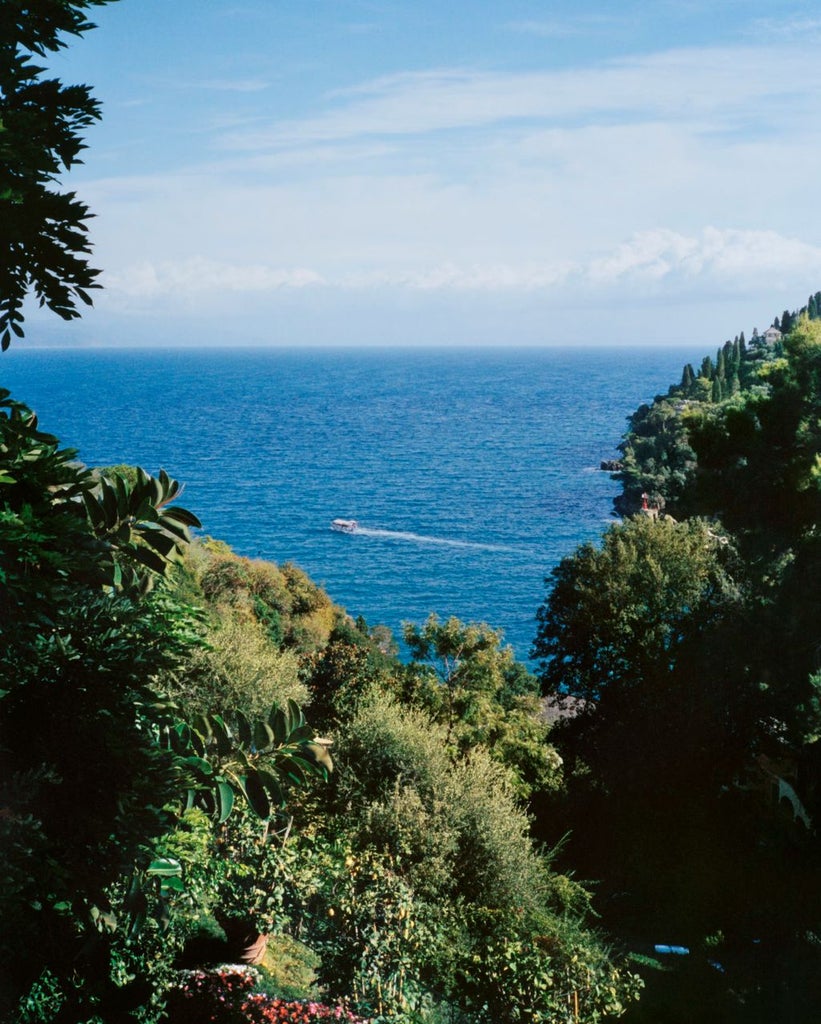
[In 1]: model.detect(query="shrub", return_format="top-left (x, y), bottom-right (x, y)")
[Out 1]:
top-left (167, 967), bottom-right (370, 1024)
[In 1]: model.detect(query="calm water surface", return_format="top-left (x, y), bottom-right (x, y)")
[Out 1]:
top-left (1, 346), bottom-right (701, 661)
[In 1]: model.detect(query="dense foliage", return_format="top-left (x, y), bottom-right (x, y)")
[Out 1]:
top-left (9, 5), bottom-right (821, 1023)
top-left (535, 303), bottom-right (821, 1021)
top-left (0, 0), bottom-right (116, 349)
top-left (0, 15), bottom-right (640, 1012)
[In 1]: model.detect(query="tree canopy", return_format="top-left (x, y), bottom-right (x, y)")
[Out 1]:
top-left (535, 307), bottom-right (821, 1020)
top-left (0, 0), bottom-right (115, 349)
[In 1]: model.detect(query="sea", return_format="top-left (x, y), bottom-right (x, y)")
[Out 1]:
top-left (0, 346), bottom-right (702, 663)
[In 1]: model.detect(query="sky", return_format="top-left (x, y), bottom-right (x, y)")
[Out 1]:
top-left (31, 0), bottom-right (821, 347)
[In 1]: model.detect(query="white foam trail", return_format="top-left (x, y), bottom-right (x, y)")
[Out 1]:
top-left (352, 526), bottom-right (526, 553)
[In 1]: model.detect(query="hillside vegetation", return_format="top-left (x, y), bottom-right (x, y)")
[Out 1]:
top-left (0, 413), bottom-right (641, 1022)
top-left (534, 300), bottom-right (821, 1022)
top-left (3, 6), bottom-right (821, 1022)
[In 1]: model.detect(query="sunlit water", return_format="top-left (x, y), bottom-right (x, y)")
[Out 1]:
top-left (1, 345), bottom-right (702, 661)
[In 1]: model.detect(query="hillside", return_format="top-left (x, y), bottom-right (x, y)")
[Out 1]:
top-left (533, 301), bottom-right (821, 1023)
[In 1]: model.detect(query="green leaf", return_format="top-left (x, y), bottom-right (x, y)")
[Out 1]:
top-left (211, 714), bottom-right (233, 757)
top-left (235, 709), bottom-right (252, 747)
top-left (215, 780), bottom-right (235, 823)
top-left (160, 876), bottom-right (185, 896)
top-left (243, 769), bottom-right (271, 819)
top-left (257, 768), bottom-right (286, 808)
top-left (147, 858), bottom-right (182, 877)
top-left (127, 902), bottom-right (148, 941)
top-left (182, 755), bottom-right (213, 776)
top-left (269, 704), bottom-right (287, 746)
top-left (254, 719), bottom-right (275, 751)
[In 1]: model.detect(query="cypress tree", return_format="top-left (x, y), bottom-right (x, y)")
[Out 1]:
top-left (711, 377), bottom-right (723, 402)
top-left (699, 355), bottom-right (714, 379)
top-left (781, 310), bottom-right (794, 334)
top-left (809, 295), bottom-right (818, 320)
top-left (716, 346), bottom-right (726, 382)
top-left (681, 363), bottom-right (695, 391)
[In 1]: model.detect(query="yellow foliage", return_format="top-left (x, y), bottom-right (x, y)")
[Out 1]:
top-left (168, 613), bottom-right (308, 717)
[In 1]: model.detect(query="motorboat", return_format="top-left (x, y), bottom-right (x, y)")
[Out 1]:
top-left (331, 518), bottom-right (358, 533)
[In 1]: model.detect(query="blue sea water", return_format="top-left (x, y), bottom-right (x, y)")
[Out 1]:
top-left (1, 346), bottom-right (701, 662)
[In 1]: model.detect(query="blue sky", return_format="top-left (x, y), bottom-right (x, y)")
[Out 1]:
top-left (36, 0), bottom-right (821, 346)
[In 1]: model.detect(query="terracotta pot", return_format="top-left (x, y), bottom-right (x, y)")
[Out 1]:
top-left (220, 918), bottom-right (269, 965)
top-left (239, 929), bottom-right (269, 965)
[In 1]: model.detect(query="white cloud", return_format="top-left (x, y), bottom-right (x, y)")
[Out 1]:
top-left (101, 229), bottom-right (821, 308)
top-left (77, 25), bottom-right (821, 345)
top-left (588, 228), bottom-right (821, 287)
top-left (105, 257), bottom-right (324, 298)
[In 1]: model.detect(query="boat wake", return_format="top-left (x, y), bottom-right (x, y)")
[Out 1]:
top-left (352, 526), bottom-right (525, 553)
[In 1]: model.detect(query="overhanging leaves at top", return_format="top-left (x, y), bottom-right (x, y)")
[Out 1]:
top-left (0, 1), bottom-right (119, 349)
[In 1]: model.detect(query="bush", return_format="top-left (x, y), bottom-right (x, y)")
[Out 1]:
top-left (165, 615), bottom-right (308, 717)
top-left (167, 967), bottom-right (370, 1024)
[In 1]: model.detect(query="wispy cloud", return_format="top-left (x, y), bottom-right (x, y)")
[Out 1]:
top-left (215, 43), bottom-right (821, 153)
top-left (187, 78), bottom-right (271, 93)
top-left (105, 257), bottom-right (324, 298)
top-left (79, 10), bottom-right (821, 345)
top-left (746, 15), bottom-right (821, 39)
top-left (507, 15), bottom-right (627, 39)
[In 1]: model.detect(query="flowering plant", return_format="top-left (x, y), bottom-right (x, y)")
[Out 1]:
top-left (168, 966), bottom-right (369, 1024)
top-left (243, 994), bottom-right (370, 1023)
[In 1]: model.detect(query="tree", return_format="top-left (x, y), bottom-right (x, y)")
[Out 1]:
top-left (533, 515), bottom-right (739, 711)
top-left (325, 691), bottom-right (641, 1022)
top-left (614, 397), bottom-right (698, 515)
top-left (401, 614), bottom-right (560, 796)
top-left (544, 316), bottom-right (821, 1013)
top-left (0, 0), bottom-right (115, 349)
top-left (0, 393), bottom-right (203, 1020)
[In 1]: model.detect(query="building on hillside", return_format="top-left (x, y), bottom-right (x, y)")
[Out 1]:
top-left (763, 326), bottom-right (782, 345)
